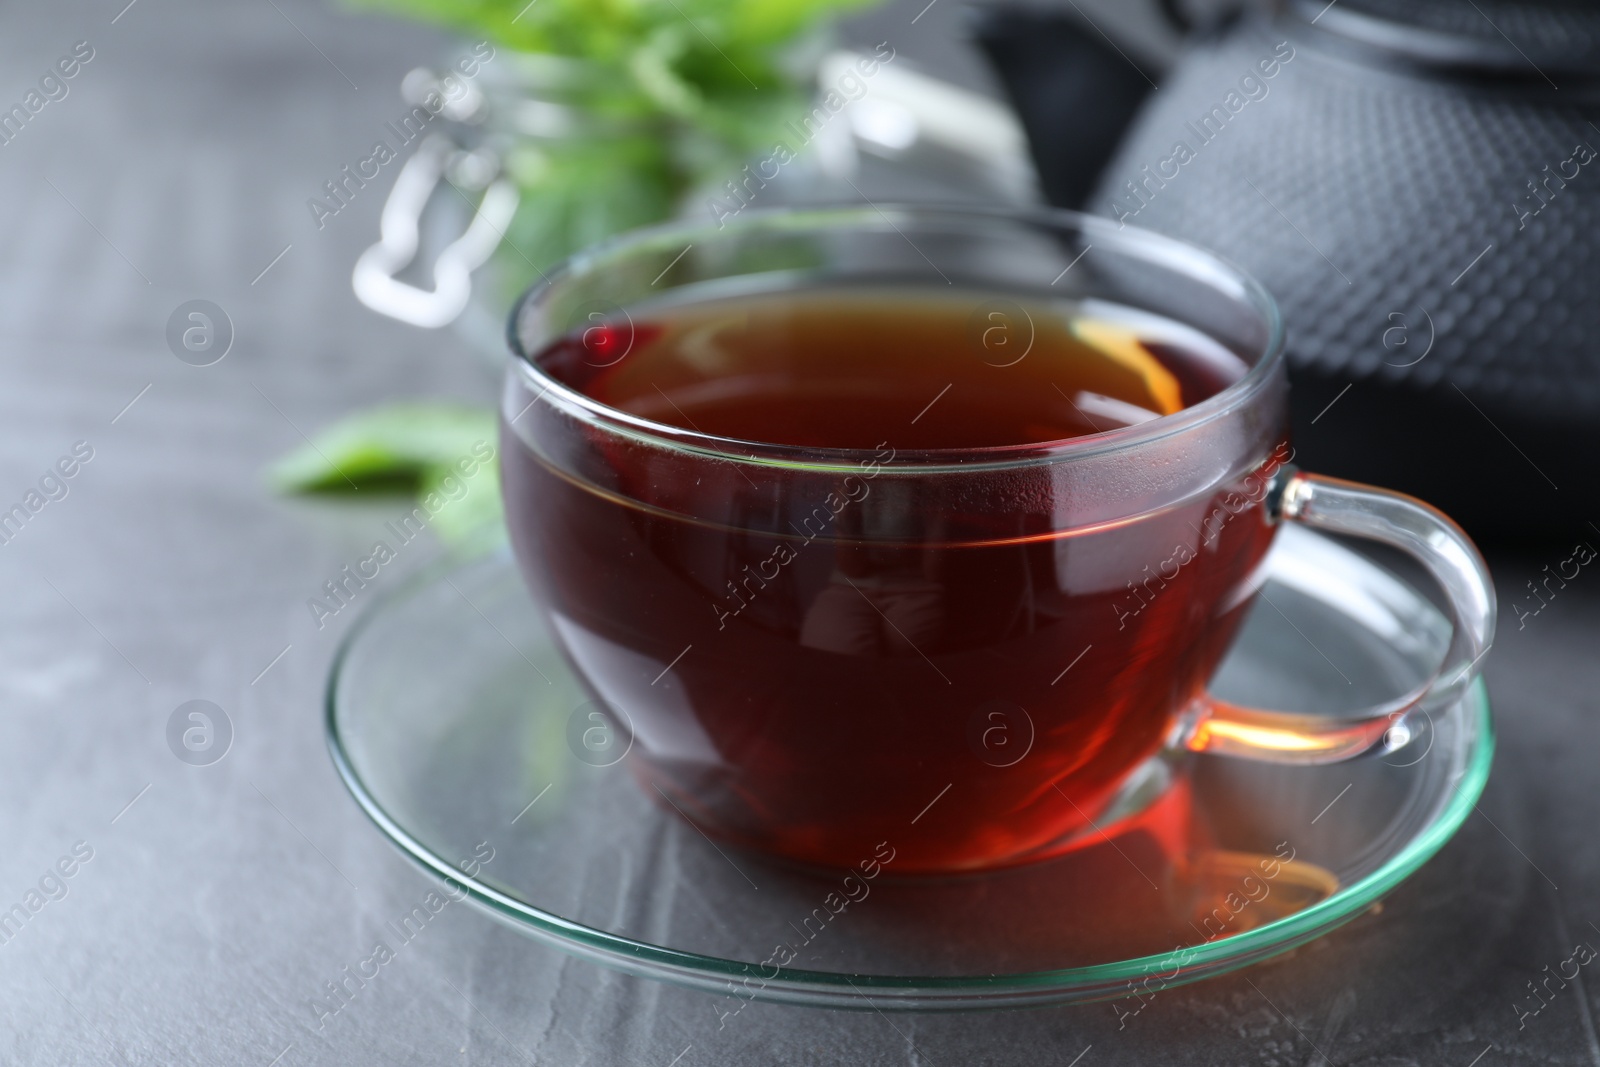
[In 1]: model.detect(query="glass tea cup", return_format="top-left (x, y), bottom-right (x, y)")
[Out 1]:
top-left (498, 205), bottom-right (1494, 874)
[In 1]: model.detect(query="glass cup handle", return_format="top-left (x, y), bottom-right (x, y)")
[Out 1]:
top-left (1181, 467), bottom-right (1496, 764)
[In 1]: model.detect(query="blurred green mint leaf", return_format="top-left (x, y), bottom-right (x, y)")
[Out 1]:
top-left (270, 403), bottom-right (506, 550)
top-left (269, 404), bottom-right (496, 493)
top-left (417, 452), bottom-right (507, 552)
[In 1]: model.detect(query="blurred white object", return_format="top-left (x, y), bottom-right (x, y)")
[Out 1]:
top-left (354, 50), bottom-right (1038, 330)
top-left (818, 50), bottom-right (1037, 202)
top-left (850, 98), bottom-right (919, 152)
top-left (351, 136), bottom-right (519, 329)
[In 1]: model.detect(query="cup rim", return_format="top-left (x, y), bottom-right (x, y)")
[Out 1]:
top-left (506, 203), bottom-right (1286, 471)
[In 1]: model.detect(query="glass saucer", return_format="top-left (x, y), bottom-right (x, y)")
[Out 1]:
top-left (326, 525), bottom-right (1492, 1011)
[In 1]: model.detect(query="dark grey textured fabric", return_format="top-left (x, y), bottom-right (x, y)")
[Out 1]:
top-left (0, 0), bottom-right (1590, 1063)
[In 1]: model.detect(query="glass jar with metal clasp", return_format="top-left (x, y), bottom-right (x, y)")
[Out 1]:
top-left (353, 44), bottom-right (1042, 367)
top-left (353, 50), bottom-right (661, 363)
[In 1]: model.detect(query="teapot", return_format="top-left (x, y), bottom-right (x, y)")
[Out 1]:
top-left (978, 0), bottom-right (1600, 540)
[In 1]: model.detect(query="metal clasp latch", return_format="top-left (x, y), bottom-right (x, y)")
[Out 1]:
top-left (352, 134), bottom-right (519, 329)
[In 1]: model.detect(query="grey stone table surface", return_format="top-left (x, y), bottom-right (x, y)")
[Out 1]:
top-left (0, 0), bottom-right (1596, 1063)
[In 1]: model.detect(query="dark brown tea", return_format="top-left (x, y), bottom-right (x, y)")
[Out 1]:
top-left (535, 289), bottom-right (1242, 448)
top-left (502, 286), bottom-right (1283, 873)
